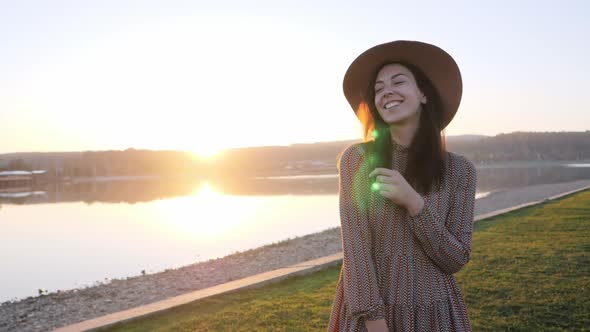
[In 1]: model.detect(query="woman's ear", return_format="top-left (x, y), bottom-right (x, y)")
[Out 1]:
top-left (421, 94), bottom-right (427, 104)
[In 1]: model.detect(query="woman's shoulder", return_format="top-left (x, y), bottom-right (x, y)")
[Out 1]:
top-left (446, 151), bottom-right (477, 177)
top-left (336, 141), bottom-right (371, 171)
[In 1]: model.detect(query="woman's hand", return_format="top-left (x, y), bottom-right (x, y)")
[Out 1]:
top-left (368, 167), bottom-right (424, 215)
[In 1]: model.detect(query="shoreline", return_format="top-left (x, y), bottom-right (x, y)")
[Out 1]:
top-left (1, 179), bottom-right (590, 332)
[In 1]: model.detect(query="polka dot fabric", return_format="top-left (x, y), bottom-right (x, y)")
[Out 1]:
top-left (328, 140), bottom-right (477, 332)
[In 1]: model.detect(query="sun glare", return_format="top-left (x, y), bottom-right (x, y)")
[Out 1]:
top-left (192, 146), bottom-right (224, 160)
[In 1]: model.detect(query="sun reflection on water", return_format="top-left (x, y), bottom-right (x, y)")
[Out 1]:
top-left (155, 181), bottom-right (263, 239)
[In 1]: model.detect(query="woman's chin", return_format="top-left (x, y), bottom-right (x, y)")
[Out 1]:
top-left (383, 115), bottom-right (406, 125)
top-left (381, 110), bottom-right (420, 126)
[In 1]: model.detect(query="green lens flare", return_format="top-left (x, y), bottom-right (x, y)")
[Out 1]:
top-left (369, 154), bottom-right (379, 164)
top-left (371, 182), bottom-right (380, 192)
top-left (349, 154), bottom-right (373, 214)
top-left (371, 130), bottom-right (379, 138)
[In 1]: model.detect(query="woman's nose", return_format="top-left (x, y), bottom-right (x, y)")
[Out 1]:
top-left (382, 84), bottom-right (397, 96)
top-left (383, 90), bottom-right (395, 97)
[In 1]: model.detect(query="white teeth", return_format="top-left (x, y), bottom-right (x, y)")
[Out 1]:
top-left (384, 101), bottom-right (402, 109)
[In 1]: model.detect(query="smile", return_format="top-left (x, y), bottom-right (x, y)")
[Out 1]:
top-left (384, 100), bottom-right (402, 109)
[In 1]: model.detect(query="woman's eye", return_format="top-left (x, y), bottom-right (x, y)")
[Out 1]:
top-left (375, 87), bottom-right (383, 93)
top-left (394, 81), bottom-right (404, 85)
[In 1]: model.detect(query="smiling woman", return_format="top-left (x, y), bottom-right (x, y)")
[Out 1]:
top-left (329, 40), bottom-right (475, 332)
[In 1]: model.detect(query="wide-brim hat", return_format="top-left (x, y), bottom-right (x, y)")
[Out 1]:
top-left (343, 40), bottom-right (462, 130)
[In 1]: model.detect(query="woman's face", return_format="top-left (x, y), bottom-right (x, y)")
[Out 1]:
top-left (373, 63), bottom-right (426, 126)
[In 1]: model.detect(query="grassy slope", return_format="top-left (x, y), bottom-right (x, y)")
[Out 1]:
top-left (101, 189), bottom-right (590, 331)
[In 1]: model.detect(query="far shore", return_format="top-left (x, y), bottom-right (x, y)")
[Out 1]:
top-left (69, 175), bottom-right (162, 183)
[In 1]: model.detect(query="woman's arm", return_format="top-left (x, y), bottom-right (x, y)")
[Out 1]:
top-left (338, 144), bottom-right (386, 321)
top-left (407, 155), bottom-right (477, 275)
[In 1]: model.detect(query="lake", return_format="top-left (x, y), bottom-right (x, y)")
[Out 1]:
top-left (1, 160), bottom-right (589, 302)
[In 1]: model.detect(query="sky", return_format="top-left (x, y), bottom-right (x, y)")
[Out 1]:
top-left (1, 0), bottom-right (588, 156)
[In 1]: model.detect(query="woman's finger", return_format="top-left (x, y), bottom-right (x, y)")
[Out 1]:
top-left (378, 183), bottom-right (395, 192)
top-left (376, 175), bottom-right (396, 184)
top-left (368, 167), bottom-right (394, 178)
top-left (379, 189), bottom-right (392, 197)
top-left (371, 181), bottom-right (393, 192)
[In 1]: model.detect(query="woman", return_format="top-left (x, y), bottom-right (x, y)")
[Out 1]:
top-left (327, 40), bottom-right (477, 332)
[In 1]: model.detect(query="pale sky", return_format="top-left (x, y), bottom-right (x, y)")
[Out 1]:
top-left (1, 0), bottom-right (588, 155)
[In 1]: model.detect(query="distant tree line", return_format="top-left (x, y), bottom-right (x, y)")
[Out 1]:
top-left (452, 131), bottom-right (590, 162)
top-left (0, 131), bottom-right (588, 178)
top-left (0, 149), bottom-right (203, 178)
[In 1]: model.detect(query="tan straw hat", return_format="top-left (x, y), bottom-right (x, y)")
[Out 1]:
top-left (343, 40), bottom-right (463, 130)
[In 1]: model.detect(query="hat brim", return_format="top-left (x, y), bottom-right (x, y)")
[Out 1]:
top-left (343, 40), bottom-right (462, 130)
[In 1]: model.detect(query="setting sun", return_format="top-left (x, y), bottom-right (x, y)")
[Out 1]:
top-left (192, 146), bottom-right (225, 160)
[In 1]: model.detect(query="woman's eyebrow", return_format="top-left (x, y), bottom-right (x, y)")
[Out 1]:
top-left (375, 73), bottom-right (407, 84)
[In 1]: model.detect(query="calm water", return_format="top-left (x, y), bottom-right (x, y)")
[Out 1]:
top-left (1, 160), bottom-right (589, 302)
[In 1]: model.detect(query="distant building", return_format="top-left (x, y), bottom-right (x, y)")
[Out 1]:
top-left (0, 170), bottom-right (48, 190)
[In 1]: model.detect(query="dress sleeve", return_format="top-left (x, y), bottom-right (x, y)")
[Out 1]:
top-left (407, 155), bottom-right (477, 275)
top-left (338, 144), bottom-right (386, 321)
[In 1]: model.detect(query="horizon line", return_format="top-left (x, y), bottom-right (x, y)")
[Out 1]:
top-left (2, 130), bottom-right (589, 155)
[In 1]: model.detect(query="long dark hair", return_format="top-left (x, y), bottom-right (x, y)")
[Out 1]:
top-left (357, 61), bottom-right (447, 196)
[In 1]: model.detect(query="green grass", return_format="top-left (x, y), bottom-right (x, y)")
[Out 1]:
top-left (101, 189), bottom-right (590, 331)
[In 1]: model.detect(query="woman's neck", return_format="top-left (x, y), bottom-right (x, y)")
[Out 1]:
top-left (389, 115), bottom-right (420, 148)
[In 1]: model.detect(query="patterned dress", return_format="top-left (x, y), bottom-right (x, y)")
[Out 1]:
top-left (327, 140), bottom-right (477, 332)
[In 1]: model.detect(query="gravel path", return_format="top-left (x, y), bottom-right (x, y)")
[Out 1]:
top-left (1, 179), bottom-right (589, 332)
